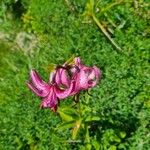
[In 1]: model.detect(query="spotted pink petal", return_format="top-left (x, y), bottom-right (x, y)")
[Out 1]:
top-left (56, 81), bottom-right (75, 99)
top-left (27, 70), bottom-right (50, 97)
top-left (55, 68), bottom-right (70, 88)
top-left (70, 59), bottom-right (101, 94)
top-left (49, 71), bottom-right (55, 84)
top-left (88, 66), bottom-right (101, 87)
top-left (74, 57), bottom-right (81, 68)
top-left (75, 69), bottom-right (89, 90)
top-left (40, 86), bottom-right (57, 109)
top-left (27, 82), bottom-right (48, 97)
top-left (30, 70), bottom-right (47, 89)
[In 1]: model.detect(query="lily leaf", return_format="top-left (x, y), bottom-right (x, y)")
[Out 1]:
top-left (90, 0), bottom-right (94, 10)
top-left (85, 116), bottom-right (101, 122)
top-left (72, 119), bottom-right (82, 140)
top-left (64, 55), bottom-right (75, 65)
top-left (57, 107), bottom-right (79, 122)
top-left (92, 139), bottom-right (100, 150)
top-left (45, 63), bottom-right (56, 72)
top-left (109, 145), bottom-right (117, 150)
top-left (58, 106), bottom-right (78, 116)
top-left (85, 125), bottom-right (90, 143)
top-left (119, 131), bottom-right (126, 139)
top-left (58, 109), bottom-right (74, 122)
top-left (85, 143), bottom-right (92, 150)
top-left (56, 121), bottom-right (75, 131)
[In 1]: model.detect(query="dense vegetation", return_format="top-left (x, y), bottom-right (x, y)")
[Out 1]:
top-left (0, 0), bottom-right (150, 149)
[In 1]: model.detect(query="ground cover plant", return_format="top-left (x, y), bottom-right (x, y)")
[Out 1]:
top-left (0, 0), bottom-right (150, 149)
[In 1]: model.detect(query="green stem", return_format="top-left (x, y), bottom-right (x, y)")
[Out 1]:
top-left (2, 2), bottom-right (7, 22)
top-left (92, 14), bottom-right (122, 51)
top-left (99, 0), bottom-right (124, 16)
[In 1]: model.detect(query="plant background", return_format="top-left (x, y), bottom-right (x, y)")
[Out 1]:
top-left (0, 0), bottom-right (150, 149)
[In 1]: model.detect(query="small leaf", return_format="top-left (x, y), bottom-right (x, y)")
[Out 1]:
top-left (57, 109), bottom-right (74, 122)
top-left (86, 143), bottom-right (92, 150)
top-left (83, 105), bottom-right (91, 112)
top-left (85, 125), bottom-right (90, 143)
top-left (119, 131), bottom-right (126, 139)
top-left (64, 55), bottom-right (75, 65)
top-left (85, 116), bottom-right (101, 122)
top-left (56, 121), bottom-right (75, 131)
top-left (58, 106), bottom-right (79, 119)
top-left (72, 120), bottom-right (82, 140)
top-left (92, 139), bottom-right (100, 150)
top-left (144, 100), bottom-right (150, 108)
top-left (84, 0), bottom-right (94, 17)
top-left (113, 136), bottom-right (121, 143)
top-left (90, 0), bottom-right (94, 10)
top-left (109, 145), bottom-right (116, 150)
top-left (45, 63), bottom-right (56, 72)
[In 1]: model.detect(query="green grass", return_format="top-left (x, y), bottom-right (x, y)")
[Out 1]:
top-left (0, 0), bottom-right (150, 149)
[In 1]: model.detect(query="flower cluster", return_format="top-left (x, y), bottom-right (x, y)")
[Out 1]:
top-left (27, 57), bottom-right (101, 111)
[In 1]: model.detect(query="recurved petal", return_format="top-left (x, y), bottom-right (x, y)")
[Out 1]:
top-left (76, 69), bottom-right (89, 90)
top-left (30, 70), bottom-right (48, 90)
top-left (40, 86), bottom-right (58, 108)
top-left (88, 68), bottom-right (95, 79)
top-left (74, 57), bottom-right (81, 67)
top-left (56, 81), bottom-right (75, 99)
top-left (27, 82), bottom-right (50, 97)
top-left (88, 66), bottom-right (101, 87)
top-left (49, 71), bottom-right (56, 83)
top-left (55, 68), bottom-right (70, 88)
top-left (93, 66), bottom-right (101, 80)
top-left (28, 69), bottom-right (50, 97)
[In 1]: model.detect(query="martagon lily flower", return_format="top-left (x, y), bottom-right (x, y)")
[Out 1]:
top-left (72, 57), bottom-right (100, 94)
top-left (27, 70), bottom-right (74, 111)
top-left (27, 57), bottom-right (101, 111)
top-left (55, 57), bottom-right (101, 95)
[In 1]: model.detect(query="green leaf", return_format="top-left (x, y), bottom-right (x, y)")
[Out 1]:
top-left (82, 105), bottom-right (91, 112)
top-left (92, 139), bottom-right (100, 150)
top-left (64, 55), bottom-right (75, 65)
top-left (85, 125), bottom-right (90, 143)
top-left (62, 107), bottom-right (78, 116)
top-left (85, 143), bottom-right (92, 150)
top-left (144, 100), bottom-right (150, 108)
top-left (109, 145), bottom-right (116, 150)
top-left (113, 136), bottom-right (121, 143)
top-left (72, 119), bottom-right (82, 140)
top-left (85, 116), bottom-right (101, 122)
top-left (58, 106), bottom-right (79, 120)
top-left (56, 121), bottom-right (75, 131)
top-left (90, 0), bottom-right (94, 9)
top-left (84, 0), bottom-right (94, 17)
top-left (57, 109), bottom-right (74, 122)
top-left (119, 131), bottom-right (126, 139)
top-left (45, 63), bottom-right (56, 72)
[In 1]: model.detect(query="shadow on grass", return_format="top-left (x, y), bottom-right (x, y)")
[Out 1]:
top-left (89, 113), bottom-right (139, 141)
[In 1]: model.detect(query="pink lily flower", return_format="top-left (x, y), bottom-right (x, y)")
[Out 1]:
top-left (71, 66), bottom-right (100, 94)
top-left (54, 57), bottom-right (101, 95)
top-left (71, 57), bottom-right (101, 94)
top-left (27, 57), bottom-right (101, 111)
top-left (27, 70), bottom-right (74, 111)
